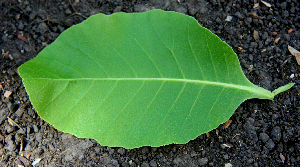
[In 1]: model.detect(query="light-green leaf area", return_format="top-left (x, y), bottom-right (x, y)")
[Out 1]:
top-left (18, 9), bottom-right (294, 149)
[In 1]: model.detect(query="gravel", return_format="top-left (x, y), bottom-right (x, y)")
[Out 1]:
top-left (0, 0), bottom-right (299, 166)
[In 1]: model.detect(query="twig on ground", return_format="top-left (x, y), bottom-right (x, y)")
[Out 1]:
top-left (68, 0), bottom-right (87, 19)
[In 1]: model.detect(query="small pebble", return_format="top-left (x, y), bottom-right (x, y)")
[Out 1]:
top-left (6, 135), bottom-right (17, 151)
top-left (225, 163), bottom-right (233, 167)
top-left (117, 148), bottom-right (125, 155)
top-left (113, 6), bottom-right (122, 13)
top-left (25, 6), bottom-right (32, 12)
top-left (149, 160), bottom-right (157, 167)
top-left (37, 22), bottom-right (49, 34)
top-left (259, 133), bottom-right (270, 143)
top-left (265, 139), bottom-right (275, 149)
top-left (35, 132), bottom-right (43, 141)
top-left (216, 17), bottom-right (222, 23)
top-left (141, 162), bottom-right (150, 167)
top-left (225, 16), bottom-right (232, 22)
top-left (271, 126), bottom-right (282, 142)
top-left (250, 42), bottom-right (258, 48)
top-left (198, 157), bottom-right (208, 165)
top-left (18, 22), bottom-right (24, 30)
top-left (29, 12), bottom-right (37, 20)
top-left (6, 126), bottom-right (16, 133)
top-left (235, 12), bottom-right (244, 19)
top-left (245, 17), bottom-right (252, 25)
top-left (33, 124), bottom-right (39, 133)
top-left (65, 9), bottom-right (72, 15)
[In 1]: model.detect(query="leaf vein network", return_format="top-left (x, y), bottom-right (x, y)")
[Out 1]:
top-left (149, 15), bottom-right (186, 79)
top-left (127, 81), bottom-right (165, 136)
top-left (187, 28), bottom-right (205, 79)
top-left (154, 82), bottom-right (187, 135)
top-left (103, 81), bottom-right (145, 133)
top-left (204, 30), bottom-right (218, 81)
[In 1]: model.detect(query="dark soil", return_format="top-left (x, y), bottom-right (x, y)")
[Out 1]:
top-left (1, 0), bottom-right (299, 166)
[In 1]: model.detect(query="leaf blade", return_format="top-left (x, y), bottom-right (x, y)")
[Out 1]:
top-left (18, 9), bottom-right (291, 148)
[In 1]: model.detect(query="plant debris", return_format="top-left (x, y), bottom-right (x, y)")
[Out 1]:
top-left (250, 11), bottom-right (265, 19)
top-left (261, 0), bottom-right (271, 8)
top-left (2, 50), bottom-right (9, 59)
top-left (279, 153), bottom-right (285, 163)
top-left (253, 3), bottom-right (260, 9)
top-left (223, 120), bottom-right (232, 129)
top-left (221, 143), bottom-right (233, 148)
top-left (16, 159), bottom-right (24, 167)
top-left (32, 158), bottom-right (42, 166)
top-left (18, 32), bottom-right (27, 42)
top-left (274, 37), bottom-right (280, 44)
top-left (253, 30), bottom-right (259, 40)
top-left (4, 90), bottom-right (12, 98)
top-left (7, 117), bottom-right (24, 132)
top-left (288, 45), bottom-right (300, 65)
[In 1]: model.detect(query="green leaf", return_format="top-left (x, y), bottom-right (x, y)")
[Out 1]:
top-left (18, 9), bottom-right (293, 149)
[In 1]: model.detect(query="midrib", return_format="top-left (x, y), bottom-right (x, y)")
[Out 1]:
top-left (26, 77), bottom-right (274, 99)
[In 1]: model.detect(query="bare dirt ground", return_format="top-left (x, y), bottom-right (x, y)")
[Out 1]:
top-left (0, 0), bottom-right (299, 166)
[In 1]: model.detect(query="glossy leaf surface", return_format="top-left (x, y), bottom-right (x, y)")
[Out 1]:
top-left (18, 10), bottom-right (293, 148)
